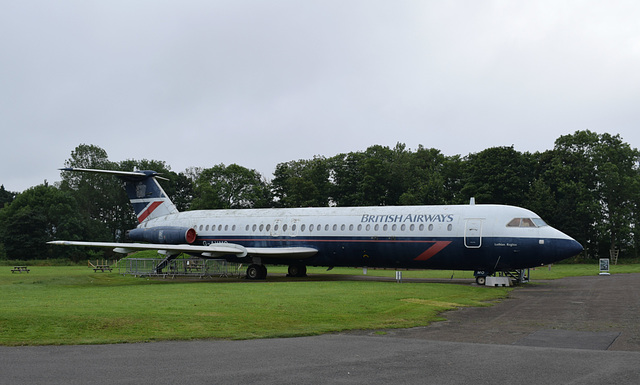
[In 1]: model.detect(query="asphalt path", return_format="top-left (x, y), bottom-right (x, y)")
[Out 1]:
top-left (1, 273), bottom-right (639, 384)
top-left (374, 273), bottom-right (640, 351)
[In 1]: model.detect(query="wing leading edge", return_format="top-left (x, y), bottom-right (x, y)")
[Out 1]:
top-left (47, 241), bottom-right (318, 259)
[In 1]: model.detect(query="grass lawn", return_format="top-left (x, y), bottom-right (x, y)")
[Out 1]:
top-left (1, 262), bottom-right (638, 346)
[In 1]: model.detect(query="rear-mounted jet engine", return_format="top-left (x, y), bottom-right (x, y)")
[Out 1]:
top-left (126, 226), bottom-right (197, 244)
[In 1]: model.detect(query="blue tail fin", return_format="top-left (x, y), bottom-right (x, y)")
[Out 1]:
top-left (60, 168), bottom-right (179, 223)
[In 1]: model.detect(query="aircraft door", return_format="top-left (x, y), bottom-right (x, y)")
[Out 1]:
top-left (464, 219), bottom-right (483, 248)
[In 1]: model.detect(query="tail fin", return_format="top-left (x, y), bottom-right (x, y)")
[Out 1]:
top-left (60, 168), bottom-right (179, 223)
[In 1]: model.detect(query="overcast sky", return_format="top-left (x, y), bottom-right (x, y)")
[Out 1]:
top-left (2, 1), bottom-right (640, 192)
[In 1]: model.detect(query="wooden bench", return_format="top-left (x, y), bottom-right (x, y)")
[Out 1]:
top-left (93, 265), bottom-right (113, 272)
top-left (11, 266), bottom-right (30, 273)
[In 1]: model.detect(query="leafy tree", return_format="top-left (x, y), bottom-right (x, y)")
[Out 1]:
top-left (460, 146), bottom-right (534, 206)
top-left (399, 146), bottom-right (449, 205)
top-left (329, 151), bottom-right (365, 206)
top-left (541, 132), bottom-right (601, 255)
top-left (0, 185), bottom-right (16, 209)
top-left (272, 157), bottom-right (331, 207)
top-left (330, 144), bottom-right (410, 207)
top-left (169, 167), bottom-right (200, 211)
top-left (191, 164), bottom-right (272, 209)
top-left (542, 130), bottom-right (640, 258)
top-left (0, 185), bottom-right (93, 260)
top-left (358, 145), bottom-right (396, 205)
top-left (591, 133), bottom-right (639, 255)
top-left (170, 172), bottom-right (196, 212)
top-left (59, 144), bottom-right (121, 241)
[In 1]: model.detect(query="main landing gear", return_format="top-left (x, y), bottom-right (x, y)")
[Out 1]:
top-left (246, 264), bottom-right (267, 280)
top-left (287, 264), bottom-right (307, 277)
top-left (245, 264), bottom-right (308, 280)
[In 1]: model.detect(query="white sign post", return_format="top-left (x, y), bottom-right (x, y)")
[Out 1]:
top-left (599, 258), bottom-right (610, 276)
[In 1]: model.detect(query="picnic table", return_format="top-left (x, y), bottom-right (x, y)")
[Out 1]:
top-left (11, 266), bottom-right (30, 273)
top-left (93, 265), bottom-right (113, 272)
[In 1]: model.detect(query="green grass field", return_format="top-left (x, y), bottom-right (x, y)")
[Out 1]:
top-left (1, 263), bottom-right (638, 346)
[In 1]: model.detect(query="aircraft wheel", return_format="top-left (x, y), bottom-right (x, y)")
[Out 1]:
top-left (475, 276), bottom-right (486, 286)
top-left (259, 264), bottom-right (268, 279)
top-left (246, 264), bottom-right (266, 280)
top-left (287, 264), bottom-right (307, 277)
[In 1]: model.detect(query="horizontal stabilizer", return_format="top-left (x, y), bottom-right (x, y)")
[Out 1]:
top-left (59, 168), bottom-right (160, 180)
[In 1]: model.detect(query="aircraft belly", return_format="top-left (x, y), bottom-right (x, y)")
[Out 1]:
top-left (195, 235), bottom-right (573, 271)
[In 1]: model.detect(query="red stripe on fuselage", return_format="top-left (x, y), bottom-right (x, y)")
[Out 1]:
top-left (137, 201), bottom-right (163, 223)
top-left (413, 241), bottom-right (452, 261)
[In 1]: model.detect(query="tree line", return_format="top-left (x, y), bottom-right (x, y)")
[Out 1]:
top-left (1, 130), bottom-right (638, 262)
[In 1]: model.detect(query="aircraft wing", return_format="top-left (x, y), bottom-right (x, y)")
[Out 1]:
top-left (47, 240), bottom-right (317, 259)
top-left (244, 247), bottom-right (318, 259)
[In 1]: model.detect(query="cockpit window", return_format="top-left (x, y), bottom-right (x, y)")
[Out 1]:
top-left (507, 218), bottom-right (548, 228)
top-left (507, 218), bottom-right (521, 227)
top-left (521, 218), bottom-right (535, 227)
top-left (532, 218), bottom-right (548, 227)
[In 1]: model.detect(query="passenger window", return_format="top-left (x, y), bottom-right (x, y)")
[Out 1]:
top-left (283, 224), bottom-right (288, 232)
top-left (383, 224), bottom-right (388, 231)
top-left (357, 224), bottom-right (362, 231)
top-left (392, 224), bottom-right (397, 231)
top-left (292, 224), bottom-right (297, 232)
top-left (366, 224), bottom-right (371, 231)
top-left (325, 224), bottom-right (330, 231)
top-left (410, 224), bottom-right (415, 231)
top-left (419, 224), bottom-right (424, 231)
top-left (252, 224), bottom-right (257, 232)
top-left (349, 224), bottom-right (354, 231)
top-left (447, 224), bottom-right (452, 231)
top-left (309, 224), bottom-right (314, 232)
top-left (266, 224), bottom-right (271, 232)
top-left (401, 224), bottom-right (406, 231)
top-left (259, 224), bottom-right (264, 232)
top-left (232, 225), bottom-right (236, 231)
top-left (374, 224), bottom-right (379, 231)
top-left (218, 225), bottom-right (222, 231)
top-left (333, 224), bottom-right (337, 231)
top-left (428, 224), bottom-right (433, 231)
top-left (301, 224), bottom-right (305, 232)
top-left (225, 225), bottom-right (229, 231)
top-left (341, 224), bottom-right (346, 231)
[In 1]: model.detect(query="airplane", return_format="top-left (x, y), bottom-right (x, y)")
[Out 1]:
top-left (48, 167), bottom-right (584, 284)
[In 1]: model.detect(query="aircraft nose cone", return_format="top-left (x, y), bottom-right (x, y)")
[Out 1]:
top-left (565, 239), bottom-right (584, 258)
